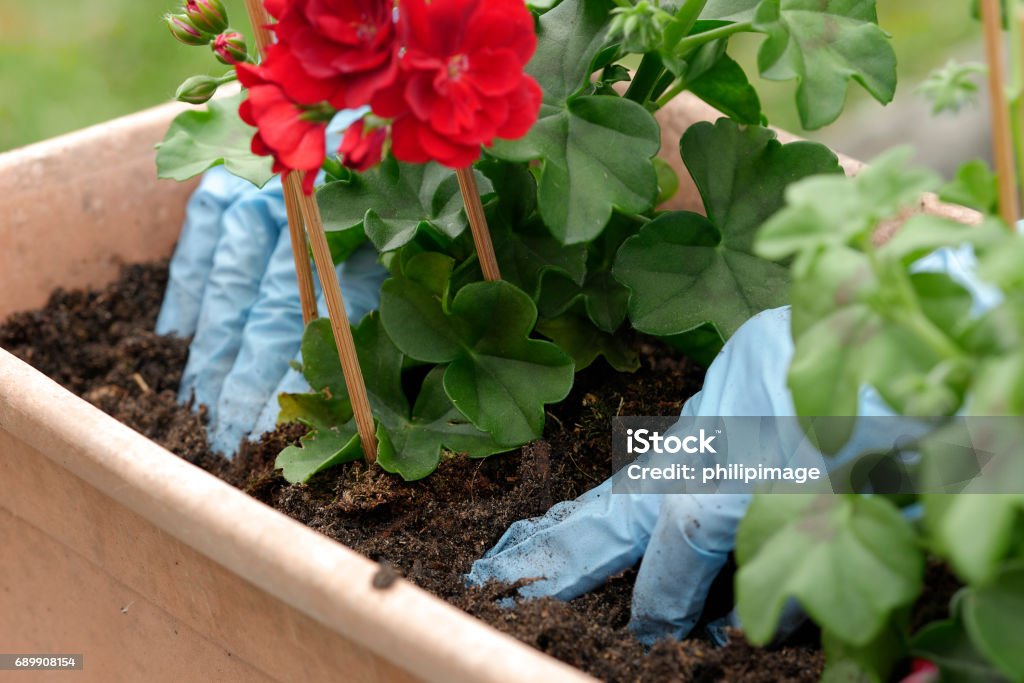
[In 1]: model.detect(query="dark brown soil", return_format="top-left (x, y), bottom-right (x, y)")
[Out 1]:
top-left (0, 262), bottom-right (829, 682)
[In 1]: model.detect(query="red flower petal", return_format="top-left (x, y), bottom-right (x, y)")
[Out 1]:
top-left (463, 0), bottom-right (536, 64)
top-left (496, 76), bottom-right (542, 139)
top-left (463, 48), bottom-right (524, 96)
top-left (390, 117), bottom-right (431, 164)
top-left (415, 121), bottom-right (480, 167)
top-left (371, 77), bottom-right (411, 119)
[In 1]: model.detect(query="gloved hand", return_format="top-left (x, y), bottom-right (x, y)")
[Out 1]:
top-left (156, 163), bottom-right (387, 456)
top-left (467, 243), bottom-right (1000, 646)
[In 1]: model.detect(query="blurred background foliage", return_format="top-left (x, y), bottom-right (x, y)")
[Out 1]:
top-left (0, 0), bottom-right (991, 172)
top-left (0, 0), bottom-right (248, 151)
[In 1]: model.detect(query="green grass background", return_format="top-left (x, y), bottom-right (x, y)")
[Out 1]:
top-left (0, 0), bottom-right (984, 152)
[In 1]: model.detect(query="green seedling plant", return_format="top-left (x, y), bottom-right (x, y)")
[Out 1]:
top-left (734, 149), bottom-right (1024, 683)
top-left (734, 0), bottom-right (1024, 669)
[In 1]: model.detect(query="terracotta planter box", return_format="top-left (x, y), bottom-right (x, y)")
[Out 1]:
top-left (0, 99), bottom-right (976, 682)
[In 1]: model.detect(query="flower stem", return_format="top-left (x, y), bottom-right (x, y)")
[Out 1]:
top-left (672, 0), bottom-right (709, 34)
top-left (671, 21), bottom-right (752, 57)
top-left (653, 78), bottom-right (689, 109)
top-left (457, 167), bottom-right (502, 282)
top-left (649, 69), bottom-right (677, 102)
top-left (624, 52), bottom-right (666, 104)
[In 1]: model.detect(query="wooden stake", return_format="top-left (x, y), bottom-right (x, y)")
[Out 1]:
top-left (456, 167), bottom-right (501, 281)
top-left (282, 180), bottom-right (320, 324)
top-left (1017, 9), bottom-right (1024, 208)
top-left (981, 0), bottom-right (1020, 226)
top-left (243, 0), bottom-right (319, 323)
top-left (242, 0), bottom-right (274, 54)
top-left (298, 193), bottom-right (379, 463)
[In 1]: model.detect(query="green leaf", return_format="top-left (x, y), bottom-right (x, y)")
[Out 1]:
top-left (537, 213), bottom-right (640, 332)
top-left (156, 92), bottom-right (273, 187)
top-left (275, 390), bottom-right (362, 484)
top-left (913, 615), bottom-right (1010, 683)
top-left (659, 324), bottom-right (725, 367)
top-left (536, 314), bottom-right (640, 372)
top-left (940, 160), bottom-right (999, 215)
top-left (275, 422), bottom-right (363, 484)
top-left (493, 95), bottom-right (661, 244)
top-left (289, 313), bottom-right (507, 481)
top-left (961, 562), bottom-right (1024, 680)
top-left (380, 260), bottom-right (575, 446)
top-left (701, 0), bottom-right (761, 23)
top-left (978, 235), bottom-right (1024, 292)
top-left (736, 494), bottom-right (924, 646)
top-left (879, 214), bottom-right (1002, 267)
top-left (758, 148), bottom-right (939, 264)
top-left (752, 0), bottom-right (897, 130)
top-left (785, 248), bottom-right (948, 449)
top-left (615, 118), bottom-right (841, 338)
top-left (684, 42), bottom-right (764, 125)
top-left (484, 167), bottom-right (588, 301)
top-left (917, 60), bottom-right (987, 116)
top-left (924, 492), bottom-right (1024, 586)
top-left (526, 0), bottom-right (615, 102)
top-left (654, 156), bottom-right (681, 205)
top-left (756, 151), bottom-right (983, 449)
top-left (821, 615), bottom-right (909, 683)
top-left (491, 0), bottom-right (661, 244)
top-left (316, 157), bottom-right (492, 253)
top-left (278, 392), bottom-right (350, 431)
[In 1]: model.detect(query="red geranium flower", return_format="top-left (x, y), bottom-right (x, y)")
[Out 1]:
top-left (339, 120), bottom-right (388, 171)
top-left (373, 0), bottom-right (542, 168)
top-left (262, 0), bottom-right (399, 109)
top-left (237, 64), bottom-right (330, 194)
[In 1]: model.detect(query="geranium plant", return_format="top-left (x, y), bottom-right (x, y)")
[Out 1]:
top-left (156, 0), bottom-right (898, 482)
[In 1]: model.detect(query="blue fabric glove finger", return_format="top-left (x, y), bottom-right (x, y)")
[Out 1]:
top-left (210, 226), bottom-right (307, 455)
top-left (156, 167), bottom-right (256, 337)
top-left (630, 493), bottom-right (750, 645)
top-left (467, 480), bottom-right (664, 600)
top-left (624, 307), bottom-right (795, 643)
top-left (247, 243), bottom-right (387, 442)
top-left (177, 179), bottom-right (287, 425)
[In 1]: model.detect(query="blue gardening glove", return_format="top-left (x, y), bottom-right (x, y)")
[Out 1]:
top-left (156, 163), bottom-right (387, 456)
top-left (467, 244), bottom-right (1000, 646)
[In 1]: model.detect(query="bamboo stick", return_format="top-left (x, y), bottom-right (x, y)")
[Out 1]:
top-left (298, 194), bottom-right (379, 463)
top-left (281, 180), bottom-right (320, 323)
top-left (243, 0), bottom-right (319, 323)
top-left (456, 167), bottom-right (501, 281)
top-left (1016, 8), bottom-right (1024, 207)
top-left (981, 0), bottom-right (1020, 226)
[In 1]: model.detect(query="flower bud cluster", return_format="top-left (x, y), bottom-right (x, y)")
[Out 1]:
top-left (608, 1), bottom-right (671, 54)
top-left (164, 0), bottom-right (249, 66)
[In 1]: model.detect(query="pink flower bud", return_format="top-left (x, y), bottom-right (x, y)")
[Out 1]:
top-left (184, 0), bottom-right (228, 35)
top-left (165, 13), bottom-right (211, 47)
top-left (213, 32), bottom-right (248, 65)
top-left (339, 120), bottom-right (387, 172)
